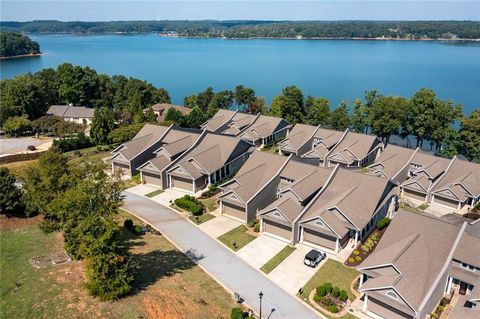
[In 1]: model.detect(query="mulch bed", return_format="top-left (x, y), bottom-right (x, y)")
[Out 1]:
top-left (344, 229), bottom-right (385, 267)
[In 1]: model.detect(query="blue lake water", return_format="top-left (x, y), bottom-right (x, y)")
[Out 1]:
top-left (1, 35), bottom-right (479, 113)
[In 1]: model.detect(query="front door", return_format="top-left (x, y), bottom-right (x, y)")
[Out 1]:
top-left (459, 282), bottom-right (467, 295)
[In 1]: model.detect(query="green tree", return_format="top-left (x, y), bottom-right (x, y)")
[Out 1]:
top-left (164, 107), bottom-right (185, 125)
top-left (3, 116), bottom-right (32, 137)
top-left (195, 87), bottom-right (214, 112)
top-left (143, 106), bottom-right (157, 122)
top-left (185, 106), bottom-right (207, 128)
top-left (246, 97), bottom-right (267, 115)
top-left (108, 123), bottom-right (144, 144)
top-left (207, 90), bottom-right (234, 117)
top-left (234, 85), bottom-right (256, 111)
top-left (32, 115), bottom-right (63, 135)
top-left (0, 31), bottom-right (40, 57)
top-left (402, 88), bottom-right (436, 147)
top-left (306, 97), bottom-right (330, 126)
top-left (22, 150), bottom-right (70, 225)
top-left (183, 94), bottom-right (197, 108)
top-left (90, 107), bottom-right (114, 145)
top-left (351, 98), bottom-right (369, 133)
top-left (0, 167), bottom-right (23, 216)
top-left (370, 96), bottom-right (408, 143)
top-left (456, 110), bottom-right (480, 163)
top-left (330, 101), bottom-right (350, 131)
top-left (269, 85), bottom-right (305, 124)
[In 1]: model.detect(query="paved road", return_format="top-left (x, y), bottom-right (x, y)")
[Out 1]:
top-left (123, 192), bottom-right (320, 319)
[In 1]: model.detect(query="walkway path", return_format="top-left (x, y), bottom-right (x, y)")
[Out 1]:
top-left (122, 191), bottom-right (321, 319)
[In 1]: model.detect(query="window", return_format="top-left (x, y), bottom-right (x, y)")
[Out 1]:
top-left (461, 262), bottom-right (475, 271)
top-left (386, 291), bottom-right (398, 300)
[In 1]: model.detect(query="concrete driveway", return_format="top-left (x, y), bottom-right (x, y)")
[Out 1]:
top-left (268, 244), bottom-right (325, 295)
top-left (122, 192), bottom-right (320, 319)
top-left (237, 235), bottom-right (287, 269)
top-left (149, 188), bottom-right (191, 206)
top-left (125, 184), bottom-right (158, 196)
top-left (198, 212), bottom-right (242, 238)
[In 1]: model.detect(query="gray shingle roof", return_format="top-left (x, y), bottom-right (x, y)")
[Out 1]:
top-left (47, 105), bottom-right (94, 118)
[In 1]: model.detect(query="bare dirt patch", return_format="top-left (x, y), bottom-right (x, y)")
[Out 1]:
top-left (0, 214), bottom-right (42, 232)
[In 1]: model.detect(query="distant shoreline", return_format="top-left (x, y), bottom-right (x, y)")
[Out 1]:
top-left (24, 32), bottom-right (480, 42)
top-left (1, 53), bottom-right (42, 60)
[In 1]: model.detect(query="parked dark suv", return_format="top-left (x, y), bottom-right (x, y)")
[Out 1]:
top-left (303, 249), bottom-right (326, 268)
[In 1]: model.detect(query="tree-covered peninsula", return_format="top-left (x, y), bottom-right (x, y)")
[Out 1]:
top-left (0, 31), bottom-right (41, 58)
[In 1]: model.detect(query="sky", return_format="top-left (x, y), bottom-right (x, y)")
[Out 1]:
top-left (1, 1), bottom-right (479, 22)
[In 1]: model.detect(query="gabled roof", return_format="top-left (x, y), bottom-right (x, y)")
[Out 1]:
top-left (358, 210), bottom-right (464, 312)
top-left (201, 109), bottom-right (237, 132)
top-left (326, 129), bottom-right (381, 165)
top-left (171, 132), bottom-right (252, 177)
top-left (238, 114), bottom-right (291, 141)
top-left (453, 221), bottom-right (480, 267)
top-left (222, 112), bottom-right (258, 135)
top-left (47, 105), bottom-right (94, 118)
top-left (300, 168), bottom-right (392, 233)
top-left (278, 124), bottom-right (318, 152)
top-left (147, 103), bottom-right (192, 115)
top-left (260, 196), bottom-right (303, 223)
top-left (410, 150), bottom-right (451, 178)
top-left (286, 167), bottom-right (333, 201)
top-left (431, 158), bottom-right (480, 202)
top-left (313, 127), bottom-right (345, 148)
top-left (112, 124), bottom-right (170, 161)
top-left (367, 145), bottom-right (418, 180)
top-left (221, 151), bottom-right (290, 203)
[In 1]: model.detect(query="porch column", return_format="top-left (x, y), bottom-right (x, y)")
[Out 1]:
top-left (192, 181), bottom-right (195, 194)
top-left (362, 294), bottom-right (369, 313)
top-left (335, 238), bottom-right (340, 254)
top-left (140, 172), bottom-right (144, 184)
top-left (208, 174), bottom-right (212, 186)
top-left (220, 201), bottom-right (223, 215)
top-left (168, 175), bottom-right (172, 188)
top-left (446, 276), bottom-right (453, 294)
top-left (359, 274), bottom-right (364, 289)
top-left (457, 201), bottom-right (461, 211)
top-left (354, 231), bottom-right (359, 244)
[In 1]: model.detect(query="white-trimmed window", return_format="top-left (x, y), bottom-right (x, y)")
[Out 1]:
top-left (386, 291), bottom-right (399, 300)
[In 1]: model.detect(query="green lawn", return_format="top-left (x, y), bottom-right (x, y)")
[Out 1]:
top-left (299, 259), bottom-right (358, 301)
top-left (217, 225), bottom-right (256, 251)
top-left (298, 259), bottom-right (359, 319)
top-left (261, 144), bottom-right (279, 154)
top-left (260, 245), bottom-right (296, 274)
top-left (200, 197), bottom-right (219, 212)
top-left (188, 213), bottom-right (215, 225)
top-left (0, 212), bottom-right (237, 319)
top-left (145, 189), bottom-right (164, 198)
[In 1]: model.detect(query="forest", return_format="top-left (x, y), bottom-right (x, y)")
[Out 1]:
top-left (1, 64), bottom-right (479, 164)
top-left (1, 20), bottom-right (480, 39)
top-left (0, 31), bottom-right (41, 58)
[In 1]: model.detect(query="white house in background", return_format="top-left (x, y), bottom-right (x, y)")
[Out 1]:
top-left (47, 104), bottom-right (95, 126)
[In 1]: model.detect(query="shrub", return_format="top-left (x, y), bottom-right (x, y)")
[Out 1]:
top-left (329, 305), bottom-right (339, 313)
top-left (247, 219), bottom-right (258, 228)
top-left (353, 250), bottom-right (360, 255)
top-left (430, 313), bottom-right (438, 319)
top-left (131, 174), bottom-right (141, 184)
top-left (253, 223), bottom-right (260, 233)
top-left (339, 290), bottom-right (348, 302)
top-left (316, 285), bottom-right (327, 297)
top-left (324, 282), bottom-right (333, 294)
top-left (331, 286), bottom-right (340, 298)
top-left (123, 219), bottom-right (134, 230)
top-left (230, 308), bottom-right (245, 319)
top-left (321, 296), bottom-right (335, 307)
top-left (73, 150), bottom-right (81, 156)
top-left (376, 217), bottom-right (391, 230)
top-left (3, 116), bottom-right (32, 137)
top-left (174, 195), bottom-right (204, 215)
top-left (348, 257), bottom-right (355, 263)
top-left (437, 305), bottom-right (444, 312)
top-left (96, 145), bottom-right (103, 151)
top-left (355, 256), bottom-right (362, 262)
top-left (108, 123), bottom-right (144, 144)
top-left (463, 212), bottom-right (480, 220)
top-left (313, 294), bottom-right (322, 302)
top-left (134, 225), bottom-right (144, 235)
top-left (53, 132), bottom-right (92, 152)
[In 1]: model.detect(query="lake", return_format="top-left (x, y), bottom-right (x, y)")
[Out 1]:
top-left (1, 35), bottom-right (479, 113)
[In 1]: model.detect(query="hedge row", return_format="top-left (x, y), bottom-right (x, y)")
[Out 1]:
top-left (174, 195), bottom-right (204, 215)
